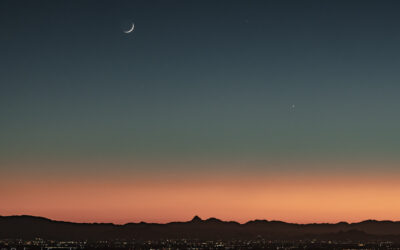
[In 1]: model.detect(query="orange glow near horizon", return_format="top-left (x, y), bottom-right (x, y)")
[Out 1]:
top-left (2, 171), bottom-right (400, 224)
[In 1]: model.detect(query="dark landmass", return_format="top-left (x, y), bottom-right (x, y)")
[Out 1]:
top-left (2, 215), bottom-right (400, 242)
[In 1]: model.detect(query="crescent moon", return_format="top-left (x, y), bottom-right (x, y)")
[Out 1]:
top-left (124, 23), bottom-right (135, 34)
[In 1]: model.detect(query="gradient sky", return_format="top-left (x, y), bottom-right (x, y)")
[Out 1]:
top-left (1, 0), bottom-right (400, 223)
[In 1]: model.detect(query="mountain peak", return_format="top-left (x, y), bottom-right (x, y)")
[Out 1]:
top-left (191, 215), bottom-right (202, 222)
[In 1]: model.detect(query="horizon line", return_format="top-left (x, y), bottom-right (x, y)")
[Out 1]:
top-left (2, 214), bottom-right (399, 226)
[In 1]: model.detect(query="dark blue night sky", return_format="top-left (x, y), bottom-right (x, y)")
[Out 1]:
top-left (1, 0), bottom-right (400, 173)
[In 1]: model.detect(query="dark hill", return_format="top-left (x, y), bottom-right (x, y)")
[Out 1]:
top-left (1, 215), bottom-right (400, 241)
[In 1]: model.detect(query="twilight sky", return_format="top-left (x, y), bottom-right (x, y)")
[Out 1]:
top-left (1, 0), bottom-right (400, 223)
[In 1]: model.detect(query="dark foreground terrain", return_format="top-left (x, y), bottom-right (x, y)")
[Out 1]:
top-left (2, 215), bottom-right (400, 249)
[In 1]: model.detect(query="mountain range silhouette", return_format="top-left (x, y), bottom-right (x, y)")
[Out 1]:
top-left (2, 215), bottom-right (400, 241)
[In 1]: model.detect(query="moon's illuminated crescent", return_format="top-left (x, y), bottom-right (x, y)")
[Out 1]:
top-left (124, 23), bottom-right (135, 34)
